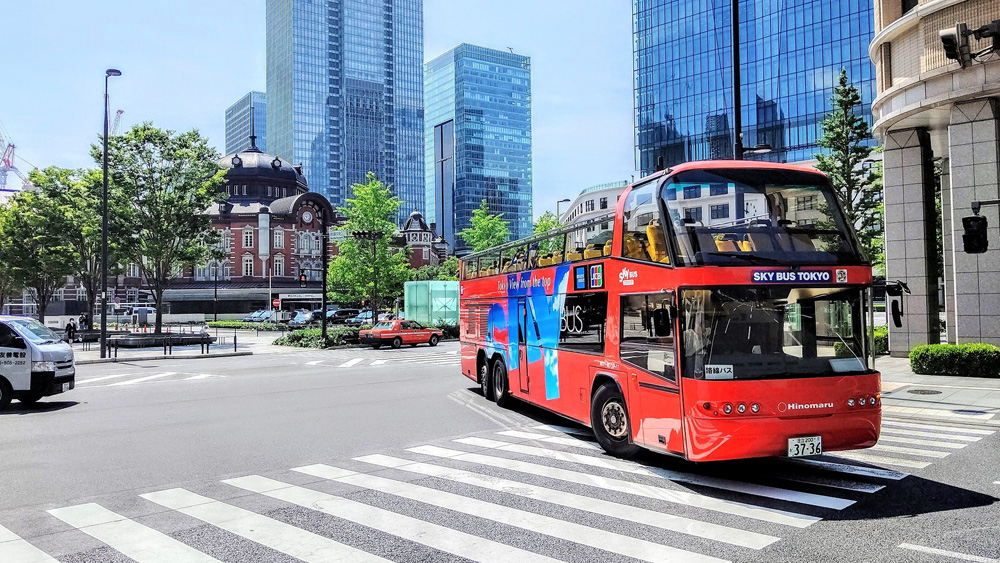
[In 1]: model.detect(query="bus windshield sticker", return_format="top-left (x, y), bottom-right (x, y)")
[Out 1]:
top-left (704, 364), bottom-right (734, 379)
top-left (589, 264), bottom-right (604, 289)
top-left (574, 266), bottom-right (587, 290)
top-left (836, 268), bottom-right (848, 283)
top-left (751, 271), bottom-right (832, 283)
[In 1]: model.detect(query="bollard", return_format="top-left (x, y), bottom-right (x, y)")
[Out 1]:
top-left (234, 335), bottom-right (237, 352)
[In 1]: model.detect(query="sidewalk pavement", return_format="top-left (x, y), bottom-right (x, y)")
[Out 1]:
top-left (877, 355), bottom-right (1000, 426)
top-left (71, 329), bottom-right (295, 363)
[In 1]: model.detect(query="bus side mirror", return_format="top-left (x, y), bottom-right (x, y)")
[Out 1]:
top-left (891, 300), bottom-right (903, 328)
top-left (884, 280), bottom-right (910, 328)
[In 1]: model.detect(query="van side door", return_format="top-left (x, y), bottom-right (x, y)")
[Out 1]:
top-left (0, 323), bottom-right (32, 393)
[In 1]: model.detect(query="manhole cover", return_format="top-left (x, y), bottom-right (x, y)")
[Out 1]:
top-left (907, 389), bottom-right (942, 395)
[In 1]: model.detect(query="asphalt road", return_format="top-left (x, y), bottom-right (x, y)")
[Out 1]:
top-left (1, 341), bottom-right (998, 563)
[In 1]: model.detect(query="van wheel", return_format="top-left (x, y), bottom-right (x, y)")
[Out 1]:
top-left (0, 378), bottom-right (12, 411)
top-left (391, 337), bottom-right (402, 349)
top-left (18, 390), bottom-right (45, 405)
top-left (429, 335), bottom-right (439, 347)
top-left (480, 359), bottom-right (493, 401)
top-left (492, 361), bottom-right (509, 407)
top-left (591, 383), bottom-right (639, 459)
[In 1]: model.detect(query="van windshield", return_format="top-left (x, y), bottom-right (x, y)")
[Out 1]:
top-left (8, 318), bottom-right (62, 344)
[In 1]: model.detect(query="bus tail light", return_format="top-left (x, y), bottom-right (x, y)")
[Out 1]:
top-left (847, 398), bottom-right (855, 407)
top-left (858, 396), bottom-right (867, 406)
top-left (750, 403), bottom-right (759, 413)
top-left (736, 403), bottom-right (746, 414)
top-left (702, 402), bottom-right (711, 410)
top-left (722, 403), bottom-right (733, 415)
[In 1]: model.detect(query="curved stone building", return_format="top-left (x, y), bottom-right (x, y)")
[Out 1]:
top-left (870, 0), bottom-right (1000, 352)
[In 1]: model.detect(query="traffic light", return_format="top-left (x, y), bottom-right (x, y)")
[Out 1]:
top-left (940, 23), bottom-right (971, 67)
top-left (962, 215), bottom-right (989, 254)
top-left (299, 273), bottom-right (307, 287)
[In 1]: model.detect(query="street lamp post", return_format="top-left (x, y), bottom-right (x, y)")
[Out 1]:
top-left (556, 198), bottom-right (571, 219)
top-left (100, 68), bottom-right (121, 358)
top-left (730, 2), bottom-right (772, 160)
top-left (320, 211), bottom-right (329, 342)
top-left (213, 262), bottom-right (218, 322)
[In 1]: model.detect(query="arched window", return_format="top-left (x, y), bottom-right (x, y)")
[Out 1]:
top-left (273, 253), bottom-right (285, 277)
top-left (298, 232), bottom-right (312, 254)
top-left (243, 226), bottom-right (254, 248)
top-left (222, 260), bottom-right (232, 280)
top-left (195, 264), bottom-right (209, 281)
top-left (273, 227), bottom-right (284, 249)
top-left (242, 253), bottom-right (254, 277)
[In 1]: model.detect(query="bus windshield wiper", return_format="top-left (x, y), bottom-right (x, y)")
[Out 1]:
top-left (703, 252), bottom-right (781, 265)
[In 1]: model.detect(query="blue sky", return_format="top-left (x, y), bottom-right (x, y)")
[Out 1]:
top-left (1, 0), bottom-right (636, 216)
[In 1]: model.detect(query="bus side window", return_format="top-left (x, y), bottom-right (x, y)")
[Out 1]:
top-left (558, 292), bottom-right (607, 353)
top-left (621, 184), bottom-right (668, 264)
top-left (620, 294), bottom-right (676, 381)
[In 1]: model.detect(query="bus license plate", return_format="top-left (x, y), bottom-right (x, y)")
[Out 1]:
top-left (787, 436), bottom-right (822, 457)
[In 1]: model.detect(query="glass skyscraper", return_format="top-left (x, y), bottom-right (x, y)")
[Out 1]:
top-left (425, 44), bottom-right (533, 253)
top-left (633, 0), bottom-right (875, 173)
top-left (266, 0), bottom-right (424, 221)
top-left (224, 91), bottom-right (267, 155)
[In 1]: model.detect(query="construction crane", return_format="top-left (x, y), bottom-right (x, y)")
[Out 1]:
top-left (0, 130), bottom-right (31, 193)
top-left (111, 109), bottom-right (124, 136)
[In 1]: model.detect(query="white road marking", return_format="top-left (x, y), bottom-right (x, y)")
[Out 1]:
top-left (371, 359), bottom-right (388, 365)
top-left (460, 436), bottom-right (854, 510)
top-left (306, 360), bottom-right (324, 366)
top-left (408, 444), bottom-right (819, 527)
top-left (295, 464), bottom-right (728, 563)
top-left (108, 372), bottom-right (177, 386)
top-left (882, 419), bottom-right (994, 436)
top-left (881, 428), bottom-right (981, 442)
top-left (832, 451), bottom-right (931, 469)
top-left (0, 524), bottom-right (59, 563)
top-left (868, 444), bottom-right (951, 458)
top-left (898, 543), bottom-right (999, 562)
top-left (497, 430), bottom-right (601, 449)
top-left (75, 373), bottom-right (137, 385)
top-left (877, 435), bottom-right (967, 449)
top-left (532, 423), bottom-right (593, 437)
top-left (338, 358), bottom-right (364, 368)
top-left (47, 503), bottom-right (220, 563)
top-left (141, 488), bottom-right (384, 563)
top-left (779, 457), bottom-right (908, 480)
top-left (224, 475), bottom-right (558, 563)
top-left (882, 405), bottom-right (995, 421)
top-left (356, 454), bottom-right (779, 550)
top-left (183, 374), bottom-right (224, 381)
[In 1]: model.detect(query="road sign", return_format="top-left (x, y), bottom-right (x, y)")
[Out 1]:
top-left (272, 298), bottom-right (280, 308)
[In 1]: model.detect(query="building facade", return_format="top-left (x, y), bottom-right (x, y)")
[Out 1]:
top-left (870, 0), bottom-right (1000, 351)
top-left (559, 180), bottom-right (630, 225)
top-left (225, 91), bottom-right (267, 155)
top-left (633, 0), bottom-right (876, 172)
top-left (425, 44), bottom-right (533, 253)
top-left (265, 0), bottom-right (424, 223)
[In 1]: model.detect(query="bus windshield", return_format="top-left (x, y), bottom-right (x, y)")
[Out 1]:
top-left (661, 168), bottom-right (863, 266)
top-left (680, 286), bottom-right (868, 380)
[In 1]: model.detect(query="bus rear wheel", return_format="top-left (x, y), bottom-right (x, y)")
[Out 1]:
top-left (492, 361), bottom-right (509, 407)
top-left (591, 383), bottom-right (639, 459)
top-left (479, 359), bottom-right (493, 401)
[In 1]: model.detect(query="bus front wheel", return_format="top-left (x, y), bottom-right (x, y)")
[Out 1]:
top-left (492, 361), bottom-right (509, 407)
top-left (591, 383), bottom-right (639, 459)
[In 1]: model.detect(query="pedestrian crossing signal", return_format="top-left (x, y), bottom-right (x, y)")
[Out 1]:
top-left (962, 215), bottom-right (989, 254)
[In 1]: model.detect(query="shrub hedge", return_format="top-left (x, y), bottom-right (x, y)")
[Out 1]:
top-left (909, 343), bottom-right (1000, 378)
top-left (272, 326), bottom-right (364, 348)
top-left (834, 325), bottom-right (889, 358)
top-left (207, 321), bottom-right (284, 331)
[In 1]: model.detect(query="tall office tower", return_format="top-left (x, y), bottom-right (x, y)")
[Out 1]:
top-left (633, 0), bottom-right (875, 173)
top-left (266, 0), bottom-right (424, 220)
top-left (225, 91), bottom-right (267, 155)
top-left (425, 44), bottom-right (533, 253)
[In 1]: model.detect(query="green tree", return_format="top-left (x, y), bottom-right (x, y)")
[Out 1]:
top-left (408, 255), bottom-right (460, 282)
top-left (96, 124), bottom-right (225, 333)
top-left (0, 189), bottom-right (77, 322)
top-left (532, 210), bottom-right (562, 253)
top-left (28, 167), bottom-right (127, 319)
top-left (328, 173), bottom-right (410, 312)
top-left (458, 199), bottom-right (510, 252)
top-left (815, 69), bottom-right (884, 267)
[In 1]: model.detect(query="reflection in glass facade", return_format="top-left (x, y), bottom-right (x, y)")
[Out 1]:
top-left (425, 44), bottom-right (533, 253)
top-left (266, 0), bottom-right (424, 222)
top-left (225, 91), bottom-right (267, 155)
top-left (633, 0), bottom-right (875, 173)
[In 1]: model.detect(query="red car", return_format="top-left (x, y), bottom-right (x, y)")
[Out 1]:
top-left (359, 320), bottom-right (442, 349)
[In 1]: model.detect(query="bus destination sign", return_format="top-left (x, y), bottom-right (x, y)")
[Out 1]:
top-left (752, 270), bottom-right (833, 283)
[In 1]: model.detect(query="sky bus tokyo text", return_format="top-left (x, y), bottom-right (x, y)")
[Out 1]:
top-left (458, 161), bottom-right (882, 462)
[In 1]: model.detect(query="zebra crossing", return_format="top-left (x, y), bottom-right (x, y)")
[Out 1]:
top-left (295, 348), bottom-right (461, 368)
top-left (74, 371), bottom-right (226, 388)
top-left (1, 418), bottom-right (993, 562)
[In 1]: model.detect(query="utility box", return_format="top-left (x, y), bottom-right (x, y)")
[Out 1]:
top-left (404, 281), bottom-right (459, 325)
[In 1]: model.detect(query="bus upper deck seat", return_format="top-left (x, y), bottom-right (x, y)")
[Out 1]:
top-left (715, 239), bottom-right (739, 252)
top-left (603, 239), bottom-right (613, 256)
top-left (583, 244), bottom-right (602, 259)
top-left (646, 220), bottom-right (670, 263)
top-left (623, 233), bottom-right (649, 260)
top-left (538, 254), bottom-right (553, 267)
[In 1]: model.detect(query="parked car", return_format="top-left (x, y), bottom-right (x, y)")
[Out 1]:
top-left (327, 308), bottom-right (360, 324)
top-left (242, 310), bottom-right (264, 322)
top-left (345, 311), bottom-right (374, 326)
top-left (359, 320), bottom-right (442, 349)
top-left (288, 310), bottom-right (316, 327)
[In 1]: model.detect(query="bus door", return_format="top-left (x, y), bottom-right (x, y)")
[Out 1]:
top-left (516, 299), bottom-right (529, 393)
top-left (620, 292), bottom-right (683, 453)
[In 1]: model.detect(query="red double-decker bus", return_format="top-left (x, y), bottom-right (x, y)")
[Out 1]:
top-left (458, 161), bottom-right (881, 462)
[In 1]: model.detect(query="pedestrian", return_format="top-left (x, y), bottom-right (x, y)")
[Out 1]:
top-left (79, 312), bottom-right (88, 330)
top-left (65, 319), bottom-right (77, 343)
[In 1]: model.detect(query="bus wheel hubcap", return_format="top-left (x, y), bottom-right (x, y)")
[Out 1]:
top-left (602, 402), bottom-right (627, 439)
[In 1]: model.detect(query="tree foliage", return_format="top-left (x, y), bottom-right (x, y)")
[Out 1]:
top-left (815, 69), bottom-right (884, 269)
top-left (408, 255), bottom-right (459, 282)
top-left (532, 211), bottom-right (562, 254)
top-left (0, 187), bottom-right (77, 321)
top-left (458, 199), bottom-right (510, 252)
top-left (328, 173), bottom-right (410, 310)
top-left (96, 123), bottom-right (225, 332)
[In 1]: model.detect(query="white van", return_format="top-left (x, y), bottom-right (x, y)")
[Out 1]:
top-left (0, 315), bottom-right (75, 410)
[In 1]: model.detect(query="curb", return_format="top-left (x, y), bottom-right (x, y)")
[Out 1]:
top-left (76, 351), bottom-right (253, 365)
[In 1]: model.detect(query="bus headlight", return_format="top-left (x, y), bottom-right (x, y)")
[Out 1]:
top-left (31, 361), bottom-right (57, 373)
top-left (722, 403), bottom-right (733, 415)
